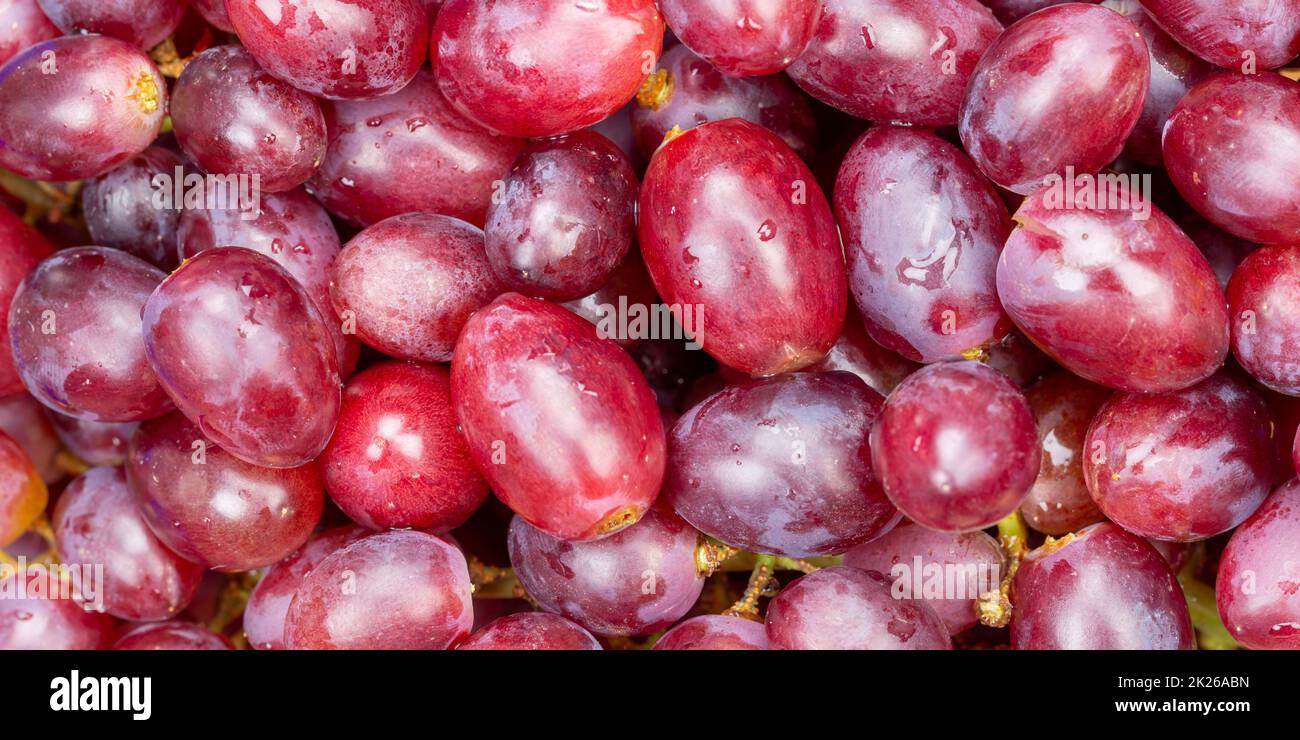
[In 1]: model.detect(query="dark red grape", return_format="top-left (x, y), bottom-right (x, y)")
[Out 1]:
top-left (1140, 0), bottom-right (1300, 69)
top-left (79, 146), bottom-right (183, 270)
top-left (127, 412), bottom-right (324, 572)
top-left (1163, 73), bottom-right (1300, 244)
top-left (981, 328), bottom-right (1056, 388)
top-left (53, 466), bottom-right (204, 621)
top-left (285, 529), bottom-right (473, 650)
top-left (787, 0), bottom-right (1002, 127)
top-left (0, 208), bottom-right (53, 397)
top-left (806, 310), bottom-right (920, 396)
top-left (1228, 247), bottom-right (1300, 396)
top-left (1019, 371), bottom-right (1109, 535)
top-left (1084, 371), bottom-right (1275, 542)
top-left (665, 372), bottom-right (900, 557)
top-left (226, 0), bottom-right (428, 100)
top-left (47, 412), bottom-right (137, 467)
top-left (453, 294), bottom-right (665, 541)
top-left (9, 247), bottom-right (172, 421)
top-left (958, 3), bottom-right (1149, 194)
top-left (508, 508), bottom-right (704, 636)
top-left (432, 0), bottom-right (663, 137)
top-left (1216, 478), bottom-right (1300, 650)
top-left (1149, 538), bottom-right (1191, 572)
top-left (835, 126), bottom-right (1012, 363)
top-left (143, 247), bottom-right (340, 468)
top-left (113, 621), bottom-right (233, 650)
top-left (190, 0), bottom-right (234, 32)
top-left (171, 46), bottom-right (327, 193)
top-left (0, 574), bottom-right (114, 649)
top-left (0, 35), bottom-right (166, 180)
top-left (0, 429), bottom-right (45, 546)
top-left (560, 252), bottom-right (662, 350)
top-left (659, 0), bottom-right (820, 77)
top-left (0, 0), bottom-right (58, 67)
top-left (996, 177), bottom-right (1229, 393)
top-left (766, 566), bottom-right (952, 649)
top-left (871, 361), bottom-right (1039, 532)
top-left (843, 521), bottom-right (1004, 634)
top-left (457, 612), bottom-right (602, 650)
top-left (307, 70), bottom-right (524, 228)
top-left (321, 361), bottom-right (489, 531)
top-left (331, 212), bottom-right (500, 363)
top-left (639, 118), bottom-right (846, 376)
top-left (1176, 209), bottom-right (1258, 291)
top-left (0, 394), bottom-right (61, 483)
top-left (1011, 522), bottom-right (1195, 649)
top-left (653, 615), bottom-right (769, 650)
top-left (36, 0), bottom-right (185, 48)
top-left (981, 0), bottom-right (1100, 23)
top-left (243, 525), bottom-right (366, 650)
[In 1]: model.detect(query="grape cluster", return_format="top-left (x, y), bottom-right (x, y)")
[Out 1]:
top-left (0, 0), bottom-right (1298, 652)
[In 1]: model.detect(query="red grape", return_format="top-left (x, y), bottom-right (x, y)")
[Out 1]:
top-left (127, 412), bottom-right (324, 572)
top-left (47, 412), bottom-right (137, 467)
top-left (507, 508), bottom-right (704, 636)
top-left (871, 361), bottom-right (1040, 532)
top-left (664, 372), bottom-right (901, 557)
top-left (981, 0), bottom-right (1100, 23)
top-left (0, 574), bottom-right (114, 649)
top-left (653, 614), bottom-right (769, 650)
top-left (452, 293), bottom-right (665, 540)
top-left (958, 3), bottom-right (1149, 194)
top-left (1019, 371), bottom-right (1109, 535)
top-left (307, 70), bottom-right (524, 228)
top-left (0, 208), bottom-right (53, 397)
top-left (171, 45), bottom-right (327, 193)
top-left (36, 0), bottom-right (185, 49)
top-left (190, 0), bottom-right (234, 32)
top-left (1177, 209), bottom-right (1259, 291)
top-left (806, 310), bottom-right (920, 396)
top-left (787, 0), bottom-right (1003, 127)
top-left (765, 566), bottom-right (952, 649)
top-left (143, 247), bottom-right (340, 468)
top-left (285, 529), bottom-right (473, 650)
top-left (1140, 0), bottom-right (1300, 69)
top-left (113, 621), bottom-right (233, 650)
top-left (226, 0), bottom-right (428, 100)
top-left (457, 612), bottom-right (602, 650)
top-left (321, 361), bottom-right (489, 531)
top-left (243, 525), bottom-right (366, 650)
top-left (659, 0), bottom-right (821, 77)
top-left (79, 146), bottom-right (183, 270)
top-left (1216, 478), bottom-right (1300, 650)
top-left (432, 0), bottom-right (664, 137)
top-left (9, 247), bottom-right (172, 422)
top-left (53, 466), bottom-right (204, 621)
top-left (1229, 249), bottom-right (1300, 397)
top-left (835, 126), bottom-right (1012, 363)
top-left (0, 0), bottom-right (58, 67)
top-left (1011, 522), bottom-right (1195, 649)
top-left (0, 394), bottom-right (61, 483)
top-left (639, 118), bottom-right (846, 376)
top-left (0, 429), bottom-right (45, 546)
top-left (0, 35), bottom-right (166, 180)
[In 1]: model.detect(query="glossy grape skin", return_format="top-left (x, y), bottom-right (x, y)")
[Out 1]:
top-left (127, 412), bottom-right (324, 572)
top-left (143, 247), bottom-right (340, 468)
top-left (285, 530), bottom-right (473, 650)
top-left (0, 429), bottom-right (46, 546)
top-left (1084, 371), bottom-right (1275, 542)
top-left (1139, 0), bottom-right (1300, 69)
top-left (1011, 522), bottom-right (1195, 649)
top-left (53, 466), bottom-right (203, 622)
top-left (1216, 479), bottom-right (1300, 650)
top-left (766, 566), bottom-right (952, 650)
top-left (307, 70), bottom-right (524, 229)
top-left (983, 328), bottom-right (1056, 388)
top-left (321, 362), bottom-right (489, 531)
top-left (560, 252), bottom-right (661, 350)
top-left (0, 35), bottom-right (166, 181)
top-left (0, 210), bottom-right (52, 397)
top-left (171, 46), bottom-right (327, 194)
top-left (1228, 247), bottom-right (1300, 397)
top-left (958, 4), bottom-right (1149, 194)
top-left (508, 508), bottom-right (704, 637)
top-left (243, 526), bottom-right (366, 650)
top-left (0, 576), bottom-right (114, 649)
top-left (995, 180), bottom-right (1229, 394)
top-left (1018, 372), bottom-right (1108, 535)
top-left (190, 0), bottom-right (234, 32)
top-left (113, 622), bottom-right (233, 650)
top-left (787, 0), bottom-right (1002, 127)
top-left (843, 522), bottom-right (1004, 634)
top-left (484, 132), bottom-right (637, 301)
top-left (806, 310), bottom-right (920, 396)
top-left (835, 126), bottom-right (1012, 363)
top-left (0, 0), bottom-right (58, 67)
top-left (9, 247), bottom-right (172, 422)
top-left (665, 372), bottom-right (900, 557)
top-left (226, 0), bottom-right (427, 100)
top-left (659, 0), bottom-right (821, 77)
top-left (331, 213), bottom-right (500, 363)
top-left (0, 394), bottom-right (61, 483)
top-left (981, 0), bottom-right (1100, 23)
top-left (47, 412), bottom-right (137, 467)
top-left (79, 147), bottom-right (182, 270)
top-left (453, 294), bottom-right (665, 541)
top-left (1164, 73), bottom-right (1300, 245)
top-left (654, 614), bottom-right (770, 650)
top-left (871, 361), bottom-right (1039, 532)
top-left (36, 0), bottom-right (184, 49)
top-left (630, 45), bottom-right (817, 162)
top-left (639, 119), bottom-right (846, 376)
top-left (433, 0), bottom-right (663, 138)
top-left (458, 612), bottom-right (602, 650)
